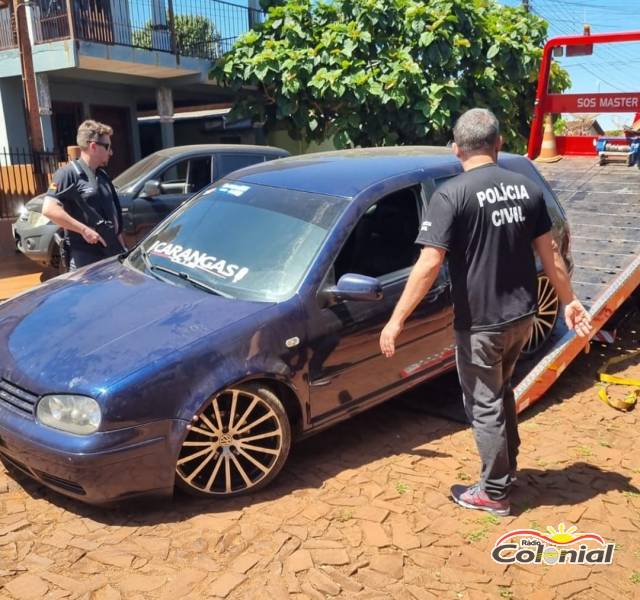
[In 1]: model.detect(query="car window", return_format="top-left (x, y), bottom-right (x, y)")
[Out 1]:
top-left (129, 182), bottom-right (349, 302)
top-left (422, 176), bottom-right (455, 207)
top-left (219, 154), bottom-right (265, 178)
top-left (333, 186), bottom-right (421, 281)
top-left (158, 158), bottom-right (189, 194)
top-left (187, 156), bottom-right (212, 193)
top-left (112, 153), bottom-right (167, 191)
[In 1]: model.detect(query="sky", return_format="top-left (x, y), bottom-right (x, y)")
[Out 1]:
top-left (500, 0), bottom-right (640, 130)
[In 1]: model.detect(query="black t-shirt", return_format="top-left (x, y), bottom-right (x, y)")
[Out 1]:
top-left (47, 159), bottom-right (122, 258)
top-left (416, 163), bottom-right (552, 331)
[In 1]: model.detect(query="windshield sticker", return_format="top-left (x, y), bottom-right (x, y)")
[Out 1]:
top-left (148, 241), bottom-right (249, 282)
top-left (219, 183), bottom-right (250, 197)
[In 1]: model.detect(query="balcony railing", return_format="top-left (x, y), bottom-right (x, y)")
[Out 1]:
top-left (31, 0), bottom-right (263, 60)
top-left (0, 8), bottom-right (17, 51)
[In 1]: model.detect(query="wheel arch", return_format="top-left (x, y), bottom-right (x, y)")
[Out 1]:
top-left (177, 371), bottom-right (306, 439)
top-left (235, 375), bottom-right (305, 437)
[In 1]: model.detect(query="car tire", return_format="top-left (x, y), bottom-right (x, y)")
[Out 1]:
top-left (175, 383), bottom-right (291, 498)
top-left (521, 274), bottom-right (559, 357)
top-left (50, 243), bottom-right (61, 271)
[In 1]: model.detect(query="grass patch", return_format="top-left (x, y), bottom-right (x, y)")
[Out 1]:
top-left (575, 444), bottom-right (592, 458)
top-left (465, 528), bottom-right (489, 543)
top-left (336, 508), bottom-right (353, 522)
top-left (498, 587), bottom-right (514, 598)
top-left (599, 440), bottom-right (613, 448)
top-left (477, 514), bottom-right (500, 526)
top-left (465, 513), bottom-right (502, 542)
top-left (529, 520), bottom-right (543, 531)
top-left (623, 491), bottom-right (640, 498)
top-left (395, 481), bottom-right (410, 495)
top-left (631, 571), bottom-right (640, 585)
top-left (457, 471), bottom-right (472, 482)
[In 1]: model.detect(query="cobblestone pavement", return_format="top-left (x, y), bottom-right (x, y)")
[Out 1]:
top-left (1, 263), bottom-right (640, 599)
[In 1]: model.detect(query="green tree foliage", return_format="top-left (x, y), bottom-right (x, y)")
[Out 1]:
top-left (214, 0), bottom-right (570, 151)
top-left (553, 116), bottom-right (567, 136)
top-left (133, 15), bottom-right (221, 59)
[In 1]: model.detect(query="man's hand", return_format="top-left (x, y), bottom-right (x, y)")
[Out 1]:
top-left (378, 246), bottom-right (446, 359)
top-left (380, 320), bottom-right (403, 358)
top-left (82, 226), bottom-right (106, 247)
top-left (564, 299), bottom-right (592, 337)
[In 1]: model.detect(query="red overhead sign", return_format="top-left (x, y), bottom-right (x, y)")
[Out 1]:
top-left (544, 93), bottom-right (640, 113)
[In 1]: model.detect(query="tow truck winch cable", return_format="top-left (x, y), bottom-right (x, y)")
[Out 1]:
top-left (596, 350), bottom-right (640, 411)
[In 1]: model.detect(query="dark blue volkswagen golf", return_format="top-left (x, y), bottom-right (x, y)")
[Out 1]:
top-left (0, 148), bottom-right (570, 503)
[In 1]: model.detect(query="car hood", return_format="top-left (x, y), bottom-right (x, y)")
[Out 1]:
top-left (0, 260), bottom-right (272, 396)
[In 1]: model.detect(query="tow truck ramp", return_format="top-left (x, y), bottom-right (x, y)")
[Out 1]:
top-left (515, 157), bottom-right (640, 412)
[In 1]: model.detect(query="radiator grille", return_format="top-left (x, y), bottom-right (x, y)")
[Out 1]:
top-left (0, 379), bottom-right (38, 416)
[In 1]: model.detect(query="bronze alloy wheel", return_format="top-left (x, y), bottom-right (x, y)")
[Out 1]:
top-left (521, 274), bottom-right (559, 356)
top-left (176, 384), bottom-right (291, 497)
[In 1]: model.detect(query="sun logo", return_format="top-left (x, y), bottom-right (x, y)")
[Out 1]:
top-left (492, 522), bottom-right (615, 566)
top-left (546, 523), bottom-right (578, 544)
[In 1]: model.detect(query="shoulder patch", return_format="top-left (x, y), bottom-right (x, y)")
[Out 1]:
top-left (48, 182), bottom-right (58, 192)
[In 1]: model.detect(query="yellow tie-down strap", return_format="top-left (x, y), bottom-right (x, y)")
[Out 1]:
top-left (597, 350), bottom-right (640, 412)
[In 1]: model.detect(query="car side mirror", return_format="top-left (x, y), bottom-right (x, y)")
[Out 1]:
top-left (141, 179), bottom-right (161, 198)
top-left (322, 273), bottom-right (383, 304)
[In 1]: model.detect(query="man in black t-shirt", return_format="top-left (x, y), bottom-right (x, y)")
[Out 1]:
top-left (379, 108), bottom-right (591, 516)
top-left (43, 119), bottom-right (124, 271)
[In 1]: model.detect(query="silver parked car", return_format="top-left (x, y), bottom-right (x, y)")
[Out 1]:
top-left (13, 144), bottom-right (289, 269)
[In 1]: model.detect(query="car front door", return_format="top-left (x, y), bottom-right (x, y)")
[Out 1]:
top-left (306, 185), bottom-right (454, 424)
top-left (131, 155), bottom-right (213, 241)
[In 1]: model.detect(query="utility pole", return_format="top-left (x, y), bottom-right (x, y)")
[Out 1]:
top-left (13, 0), bottom-right (44, 153)
top-left (523, 0), bottom-right (530, 13)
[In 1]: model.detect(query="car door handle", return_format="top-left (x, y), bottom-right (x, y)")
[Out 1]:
top-left (310, 378), bottom-right (332, 387)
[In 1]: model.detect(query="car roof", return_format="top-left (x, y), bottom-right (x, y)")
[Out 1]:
top-left (230, 147), bottom-right (452, 198)
top-left (154, 144), bottom-right (289, 158)
top-left (232, 147), bottom-right (530, 198)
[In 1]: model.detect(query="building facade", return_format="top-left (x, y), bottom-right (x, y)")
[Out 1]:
top-left (0, 0), bottom-right (262, 175)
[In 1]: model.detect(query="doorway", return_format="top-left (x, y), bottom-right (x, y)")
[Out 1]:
top-left (90, 104), bottom-right (133, 176)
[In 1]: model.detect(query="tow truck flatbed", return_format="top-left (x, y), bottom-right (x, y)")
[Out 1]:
top-left (515, 157), bottom-right (640, 412)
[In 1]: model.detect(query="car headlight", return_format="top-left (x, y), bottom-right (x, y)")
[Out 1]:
top-left (27, 211), bottom-right (50, 227)
top-left (37, 394), bottom-right (101, 435)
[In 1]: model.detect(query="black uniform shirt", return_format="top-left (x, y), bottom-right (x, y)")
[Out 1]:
top-left (416, 163), bottom-right (552, 331)
top-left (47, 159), bottom-right (122, 257)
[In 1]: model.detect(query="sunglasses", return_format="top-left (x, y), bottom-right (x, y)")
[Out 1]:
top-left (93, 140), bottom-right (111, 151)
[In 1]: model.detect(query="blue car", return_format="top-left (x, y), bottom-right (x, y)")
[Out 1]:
top-left (0, 148), bottom-right (571, 503)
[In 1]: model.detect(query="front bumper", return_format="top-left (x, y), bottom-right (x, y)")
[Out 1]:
top-left (0, 404), bottom-right (187, 504)
top-left (12, 221), bottom-right (58, 266)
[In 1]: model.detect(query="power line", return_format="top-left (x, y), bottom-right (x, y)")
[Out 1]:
top-left (531, 0), bottom-right (640, 90)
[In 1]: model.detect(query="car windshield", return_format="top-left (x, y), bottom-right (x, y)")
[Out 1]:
top-left (127, 181), bottom-right (348, 302)
top-left (112, 153), bottom-right (167, 191)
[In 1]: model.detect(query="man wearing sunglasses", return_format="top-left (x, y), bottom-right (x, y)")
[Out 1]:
top-left (43, 119), bottom-right (125, 270)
